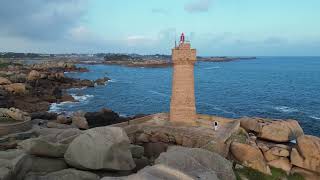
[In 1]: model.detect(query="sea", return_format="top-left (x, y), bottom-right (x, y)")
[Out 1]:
top-left (49, 57), bottom-right (320, 136)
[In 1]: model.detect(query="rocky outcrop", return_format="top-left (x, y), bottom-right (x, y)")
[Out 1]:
top-left (84, 108), bottom-right (122, 128)
top-left (240, 118), bottom-right (304, 142)
top-left (155, 146), bottom-right (236, 180)
top-left (268, 157), bottom-right (292, 174)
top-left (0, 108), bottom-right (31, 121)
top-left (25, 168), bottom-right (100, 180)
top-left (56, 115), bottom-right (71, 124)
top-left (291, 167), bottom-right (320, 180)
top-left (71, 111), bottom-right (89, 130)
top-left (47, 122), bottom-right (76, 129)
top-left (28, 156), bottom-right (68, 173)
top-left (27, 70), bottom-right (41, 81)
top-left (291, 135), bottom-right (320, 173)
top-left (102, 146), bottom-right (235, 180)
top-left (130, 144), bottom-right (144, 159)
top-left (0, 149), bottom-right (31, 180)
top-left (230, 142), bottom-right (271, 175)
top-left (102, 164), bottom-right (213, 180)
top-left (18, 137), bottom-right (68, 158)
top-left (79, 80), bottom-right (94, 87)
top-left (95, 77), bottom-right (110, 85)
top-left (0, 77), bottom-right (11, 85)
top-left (3, 83), bottom-right (26, 94)
top-left (64, 127), bottom-right (135, 170)
top-left (31, 112), bottom-right (57, 120)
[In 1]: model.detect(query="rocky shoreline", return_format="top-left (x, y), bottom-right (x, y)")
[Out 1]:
top-left (0, 110), bottom-right (319, 180)
top-left (0, 59), bottom-right (319, 180)
top-left (0, 60), bottom-right (112, 113)
top-left (101, 56), bottom-right (257, 68)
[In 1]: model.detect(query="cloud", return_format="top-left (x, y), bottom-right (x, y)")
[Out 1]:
top-left (184, 0), bottom-right (212, 13)
top-left (0, 0), bottom-right (88, 41)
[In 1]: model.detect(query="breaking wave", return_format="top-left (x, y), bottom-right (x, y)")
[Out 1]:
top-left (149, 90), bottom-right (169, 97)
top-left (310, 116), bottom-right (320, 120)
top-left (204, 66), bottom-right (221, 70)
top-left (48, 94), bottom-right (94, 113)
top-left (274, 106), bottom-right (299, 113)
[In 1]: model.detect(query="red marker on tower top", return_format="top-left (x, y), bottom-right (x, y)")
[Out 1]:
top-left (180, 33), bottom-right (185, 43)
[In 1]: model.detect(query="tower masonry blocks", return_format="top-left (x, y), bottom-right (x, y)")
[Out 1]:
top-left (170, 37), bottom-right (197, 126)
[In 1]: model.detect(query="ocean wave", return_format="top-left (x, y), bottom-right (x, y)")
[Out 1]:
top-left (71, 94), bottom-right (94, 102)
top-left (48, 94), bottom-right (94, 113)
top-left (204, 66), bottom-right (221, 70)
top-left (310, 116), bottom-right (320, 120)
top-left (109, 79), bottom-right (117, 83)
top-left (48, 101), bottom-right (74, 112)
top-left (274, 106), bottom-right (299, 113)
top-left (68, 87), bottom-right (87, 91)
top-left (149, 90), bottom-right (169, 97)
top-left (119, 113), bottom-right (128, 117)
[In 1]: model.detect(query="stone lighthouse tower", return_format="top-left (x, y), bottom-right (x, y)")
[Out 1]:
top-left (170, 33), bottom-right (197, 125)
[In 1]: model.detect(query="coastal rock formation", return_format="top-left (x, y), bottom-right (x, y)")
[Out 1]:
top-left (230, 142), bottom-right (271, 175)
top-left (268, 157), bottom-right (292, 174)
top-left (28, 156), bottom-right (68, 173)
top-left (240, 117), bottom-right (304, 142)
top-left (31, 112), bottom-right (57, 120)
top-left (27, 70), bottom-right (41, 81)
top-left (291, 135), bottom-right (320, 173)
top-left (0, 108), bottom-right (31, 121)
top-left (0, 149), bottom-right (30, 180)
top-left (291, 167), bottom-right (320, 180)
top-left (64, 127), bottom-right (135, 170)
top-left (3, 83), bottom-right (26, 95)
top-left (95, 77), bottom-right (110, 85)
top-left (130, 144), bottom-right (144, 159)
top-left (102, 146), bottom-right (235, 180)
top-left (71, 112), bottom-right (89, 130)
top-left (47, 122), bottom-right (76, 129)
top-left (155, 146), bottom-right (236, 180)
top-left (0, 77), bottom-right (11, 85)
top-left (56, 115), bottom-right (71, 124)
top-left (84, 108), bottom-right (122, 128)
top-left (18, 137), bottom-right (68, 158)
top-left (25, 168), bottom-right (100, 180)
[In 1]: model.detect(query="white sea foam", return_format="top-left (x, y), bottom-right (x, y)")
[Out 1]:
top-left (109, 79), bottom-right (117, 83)
top-left (71, 94), bottom-right (94, 102)
top-left (48, 94), bottom-right (94, 113)
top-left (49, 101), bottom-right (73, 112)
top-left (68, 87), bottom-right (87, 91)
top-left (149, 90), bottom-right (169, 97)
top-left (290, 140), bottom-right (297, 144)
top-left (274, 106), bottom-right (299, 113)
top-left (119, 113), bottom-right (128, 117)
top-left (310, 116), bottom-right (320, 120)
top-left (204, 66), bottom-right (221, 70)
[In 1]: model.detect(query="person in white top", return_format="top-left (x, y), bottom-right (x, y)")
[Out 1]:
top-left (213, 121), bottom-right (218, 131)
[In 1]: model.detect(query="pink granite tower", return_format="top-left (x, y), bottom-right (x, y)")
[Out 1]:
top-left (170, 33), bottom-right (197, 125)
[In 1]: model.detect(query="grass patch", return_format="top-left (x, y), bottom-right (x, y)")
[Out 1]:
top-left (0, 62), bottom-right (10, 69)
top-left (234, 166), bottom-right (304, 180)
top-left (228, 127), bottom-right (249, 144)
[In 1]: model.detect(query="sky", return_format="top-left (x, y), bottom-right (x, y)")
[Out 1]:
top-left (0, 0), bottom-right (320, 56)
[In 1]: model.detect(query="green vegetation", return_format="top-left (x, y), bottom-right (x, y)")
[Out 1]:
top-left (234, 167), bottom-right (304, 180)
top-left (228, 127), bottom-right (249, 144)
top-left (0, 62), bottom-right (10, 69)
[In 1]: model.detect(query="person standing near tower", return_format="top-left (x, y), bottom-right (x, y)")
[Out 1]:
top-left (170, 33), bottom-right (197, 126)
